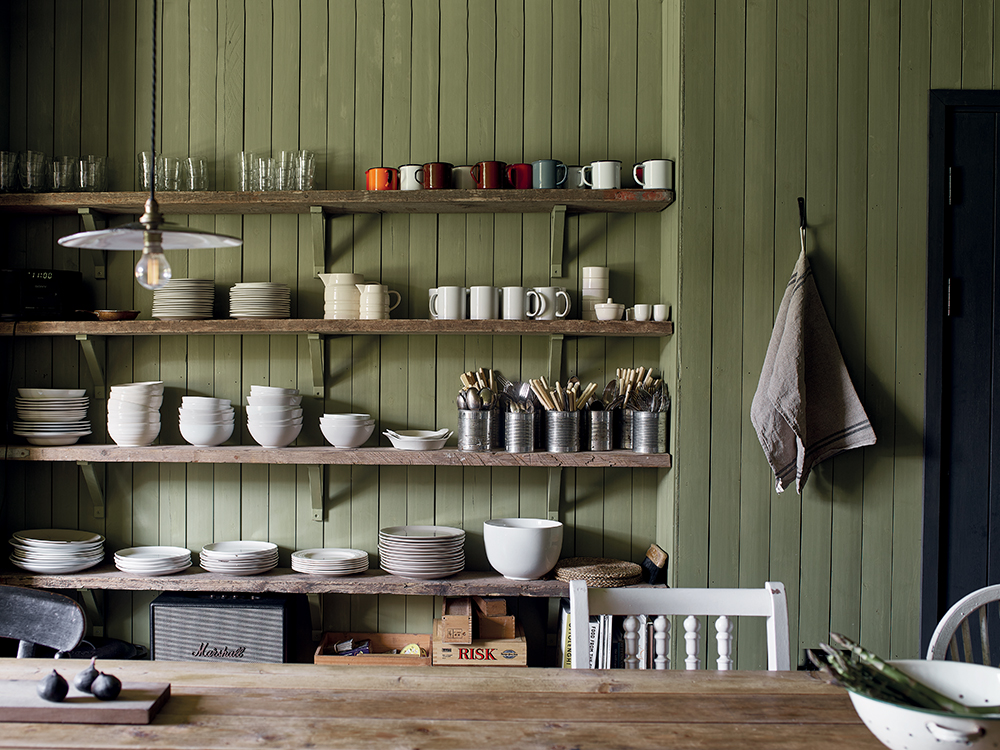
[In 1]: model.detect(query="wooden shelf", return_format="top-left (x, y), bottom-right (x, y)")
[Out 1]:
top-left (0, 318), bottom-right (672, 338)
top-left (0, 188), bottom-right (674, 216)
top-left (0, 565), bottom-right (571, 597)
top-left (3, 445), bottom-right (671, 468)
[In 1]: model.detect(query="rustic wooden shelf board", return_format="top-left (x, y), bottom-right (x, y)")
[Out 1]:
top-left (0, 189), bottom-right (674, 215)
top-left (2, 445), bottom-right (671, 467)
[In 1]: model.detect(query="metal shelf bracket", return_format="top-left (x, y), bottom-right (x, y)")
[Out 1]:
top-left (77, 460), bottom-right (105, 518)
top-left (76, 588), bottom-right (104, 638)
top-left (547, 468), bottom-right (562, 522)
top-left (309, 464), bottom-right (324, 521)
top-left (550, 205), bottom-right (567, 278)
top-left (311, 206), bottom-right (325, 278)
top-left (78, 208), bottom-right (108, 279)
top-left (547, 334), bottom-right (564, 385)
top-left (307, 333), bottom-right (325, 398)
top-left (75, 334), bottom-right (105, 399)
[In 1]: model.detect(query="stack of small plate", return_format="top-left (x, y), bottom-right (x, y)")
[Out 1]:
top-left (114, 545), bottom-right (192, 576)
top-left (291, 548), bottom-right (369, 576)
top-left (198, 540), bottom-right (279, 576)
top-left (9, 528), bottom-right (105, 573)
top-left (152, 278), bottom-right (215, 320)
top-left (13, 388), bottom-right (91, 446)
top-left (378, 525), bottom-right (465, 580)
top-left (229, 282), bottom-right (291, 319)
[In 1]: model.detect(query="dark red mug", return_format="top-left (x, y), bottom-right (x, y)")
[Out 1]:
top-left (471, 160), bottom-right (506, 189)
top-left (505, 162), bottom-right (532, 189)
top-left (421, 162), bottom-right (453, 189)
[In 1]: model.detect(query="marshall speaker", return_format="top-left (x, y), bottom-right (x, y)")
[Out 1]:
top-left (150, 592), bottom-right (311, 663)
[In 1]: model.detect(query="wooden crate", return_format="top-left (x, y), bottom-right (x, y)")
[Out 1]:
top-left (314, 632), bottom-right (432, 666)
top-left (440, 597), bottom-right (473, 644)
top-left (432, 619), bottom-right (527, 667)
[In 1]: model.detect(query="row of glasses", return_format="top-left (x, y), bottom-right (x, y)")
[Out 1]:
top-left (239, 150), bottom-right (315, 191)
top-left (138, 152), bottom-right (209, 191)
top-left (0, 151), bottom-right (107, 192)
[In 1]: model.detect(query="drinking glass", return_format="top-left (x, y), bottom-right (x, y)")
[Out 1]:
top-left (0, 151), bottom-right (19, 192)
top-left (19, 151), bottom-right (49, 192)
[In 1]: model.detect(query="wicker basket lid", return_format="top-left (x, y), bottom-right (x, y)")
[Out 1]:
top-left (552, 556), bottom-right (643, 588)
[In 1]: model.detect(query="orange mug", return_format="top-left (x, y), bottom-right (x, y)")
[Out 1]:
top-left (366, 167), bottom-right (399, 190)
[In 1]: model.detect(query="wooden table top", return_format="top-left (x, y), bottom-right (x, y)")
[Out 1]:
top-left (0, 659), bottom-right (884, 750)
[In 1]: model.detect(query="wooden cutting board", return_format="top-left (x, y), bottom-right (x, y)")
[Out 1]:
top-left (0, 680), bottom-right (170, 724)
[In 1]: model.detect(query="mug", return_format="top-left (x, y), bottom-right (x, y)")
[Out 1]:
top-left (501, 286), bottom-right (542, 320)
top-left (505, 162), bottom-right (532, 189)
top-left (471, 160), bottom-right (506, 189)
top-left (428, 287), bottom-right (438, 319)
top-left (452, 165), bottom-right (476, 189)
top-left (653, 304), bottom-right (669, 322)
top-left (532, 159), bottom-right (567, 189)
top-left (399, 164), bottom-right (424, 190)
top-left (469, 286), bottom-right (500, 320)
top-left (633, 159), bottom-right (674, 190)
top-left (429, 286), bottom-right (468, 319)
top-left (581, 160), bottom-right (621, 190)
top-left (366, 166), bottom-right (399, 190)
top-left (632, 304), bottom-right (652, 321)
top-left (564, 165), bottom-right (587, 189)
top-left (533, 286), bottom-right (571, 320)
top-left (421, 161), bottom-right (453, 189)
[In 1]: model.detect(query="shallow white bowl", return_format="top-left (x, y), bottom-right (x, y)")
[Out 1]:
top-left (180, 420), bottom-right (235, 447)
top-left (483, 518), bottom-right (563, 580)
top-left (18, 388), bottom-right (87, 399)
top-left (247, 420), bottom-right (302, 448)
top-left (320, 420), bottom-right (375, 449)
top-left (384, 430), bottom-right (451, 451)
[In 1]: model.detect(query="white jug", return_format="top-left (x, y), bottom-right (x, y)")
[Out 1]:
top-left (357, 283), bottom-right (401, 313)
top-left (320, 273), bottom-right (364, 319)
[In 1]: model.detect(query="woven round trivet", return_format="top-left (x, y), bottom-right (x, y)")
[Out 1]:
top-left (552, 557), bottom-right (643, 588)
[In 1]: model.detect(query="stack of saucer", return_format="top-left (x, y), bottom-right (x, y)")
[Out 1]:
top-left (13, 388), bottom-right (91, 446)
top-left (152, 278), bottom-right (215, 320)
top-left (178, 396), bottom-right (235, 447)
top-left (108, 381), bottom-right (163, 447)
top-left (229, 282), bottom-right (291, 318)
top-left (9, 528), bottom-right (105, 573)
top-left (199, 540), bottom-right (279, 575)
top-left (581, 266), bottom-right (610, 321)
top-left (114, 545), bottom-right (192, 576)
top-left (291, 548), bottom-right (369, 576)
top-left (246, 385), bottom-right (302, 448)
top-left (378, 525), bottom-right (465, 580)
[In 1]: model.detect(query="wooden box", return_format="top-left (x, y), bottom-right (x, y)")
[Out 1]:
top-left (473, 596), bottom-right (507, 616)
top-left (477, 612), bottom-right (516, 640)
top-left (440, 597), bottom-right (473, 644)
top-left (432, 619), bottom-right (527, 667)
top-left (314, 632), bottom-right (432, 666)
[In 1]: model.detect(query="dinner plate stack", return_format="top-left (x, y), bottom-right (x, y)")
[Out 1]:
top-left (13, 388), bottom-right (91, 446)
top-left (108, 381), bottom-right (163, 447)
top-left (291, 548), bottom-right (369, 576)
top-left (198, 540), bottom-right (279, 576)
top-left (378, 525), bottom-right (466, 580)
top-left (114, 545), bottom-right (192, 576)
top-left (9, 528), bottom-right (105, 573)
top-left (152, 278), bottom-right (215, 320)
top-left (229, 282), bottom-right (291, 319)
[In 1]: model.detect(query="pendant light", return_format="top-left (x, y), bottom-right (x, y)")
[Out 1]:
top-left (58, 0), bottom-right (242, 289)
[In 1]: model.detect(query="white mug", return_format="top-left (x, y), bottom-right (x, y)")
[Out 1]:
top-left (469, 285), bottom-right (500, 320)
top-left (581, 160), bottom-right (621, 190)
top-left (533, 286), bottom-right (571, 320)
top-left (632, 304), bottom-right (652, 322)
top-left (633, 159), bottom-right (674, 190)
top-left (501, 286), bottom-right (542, 320)
top-left (399, 164), bottom-right (424, 191)
top-left (564, 165), bottom-right (587, 189)
top-left (428, 287), bottom-right (438, 319)
top-left (653, 304), bottom-right (669, 322)
top-left (429, 286), bottom-right (468, 320)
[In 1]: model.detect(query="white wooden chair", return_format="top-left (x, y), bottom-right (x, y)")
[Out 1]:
top-left (926, 583), bottom-right (1000, 663)
top-left (568, 580), bottom-right (790, 670)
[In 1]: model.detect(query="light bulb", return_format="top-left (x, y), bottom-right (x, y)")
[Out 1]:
top-left (135, 232), bottom-right (172, 290)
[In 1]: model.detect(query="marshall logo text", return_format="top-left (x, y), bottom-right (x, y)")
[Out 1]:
top-left (191, 642), bottom-right (247, 659)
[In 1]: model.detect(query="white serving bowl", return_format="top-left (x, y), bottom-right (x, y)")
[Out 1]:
top-left (847, 660), bottom-right (1000, 750)
top-left (108, 424), bottom-right (160, 447)
top-left (247, 420), bottom-right (302, 448)
top-left (384, 430), bottom-right (452, 451)
top-left (594, 303), bottom-right (625, 321)
top-left (320, 419), bottom-right (375, 449)
top-left (18, 388), bottom-right (87, 399)
top-left (483, 518), bottom-right (563, 580)
top-left (249, 385), bottom-right (300, 396)
top-left (181, 397), bottom-right (232, 410)
top-left (246, 395), bottom-right (302, 407)
top-left (180, 420), bottom-right (235, 447)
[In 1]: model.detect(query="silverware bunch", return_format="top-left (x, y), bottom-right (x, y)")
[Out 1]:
top-left (529, 377), bottom-right (599, 412)
top-left (456, 367), bottom-right (499, 411)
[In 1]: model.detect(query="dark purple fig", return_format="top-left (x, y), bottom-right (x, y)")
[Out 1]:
top-left (73, 657), bottom-right (99, 693)
top-left (37, 669), bottom-right (69, 702)
top-left (91, 671), bottom-right (121, 701)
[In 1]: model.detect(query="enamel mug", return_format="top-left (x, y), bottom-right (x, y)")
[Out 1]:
top-left (633, 159), bottom-right (674, 190)
top-left (399, 164), bottom-right (424, 190)
top-left (581, 160), bottom-right (621, 190)
top-left (366, 167), bottom-right (399, 190)
top-left (564, 165), bottom-right (587, 189)
top-left (532, 159), bottom-right (567, 189)
top-left (532, 286), bottom-right (571, 320)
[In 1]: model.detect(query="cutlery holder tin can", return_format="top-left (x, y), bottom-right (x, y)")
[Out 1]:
top-left (505, 412), bottom-right (535, 453)
top-left (618, 409), bottom-right (633, 450)
top-left (458, 409), bottom-right (495, 452)
top-left (585, 410), bottom-right (613, 451)
top-left (545, 410), bottom-right (580, 453)
top-left (631, 411), bottom-right (666, 454)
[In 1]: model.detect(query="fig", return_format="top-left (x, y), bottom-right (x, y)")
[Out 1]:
top-left (91, 671), bottom-right (121, 701)
top-left (73, 657), bottom-right (99, 693)
top-left (37, 669), bottom-right (69, 702)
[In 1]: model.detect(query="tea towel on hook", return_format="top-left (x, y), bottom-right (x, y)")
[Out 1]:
top-left (750, 227), bottom-right (876, 493)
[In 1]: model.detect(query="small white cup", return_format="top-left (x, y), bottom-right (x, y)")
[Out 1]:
top-left (469, 285), bottom-right (500, 320)
top-left (533, 287), bottom-right (571, 320)
top-left (399, 164), bottom-right (423, 191)
top-left (633, 159), bottom-right (674, 190)
top-left (633, 304), bottom-right (652, 322)
top-left (582, 160), bottom-right (621, 190)
top-left (429, 286), bottom-right (468, 320)
top-left (501, 286), bottom-right (542, 320)
top-left (653, 304), bottom-right (669, 322)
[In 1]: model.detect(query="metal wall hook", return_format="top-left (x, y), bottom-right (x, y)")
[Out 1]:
top-left (798, 197), bottom-right (806, 229)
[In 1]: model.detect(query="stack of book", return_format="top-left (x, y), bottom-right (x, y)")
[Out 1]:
top-left (557, 599), bottom-right (660, 669)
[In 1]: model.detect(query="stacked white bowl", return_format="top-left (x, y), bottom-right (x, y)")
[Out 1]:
top-left (581, 266), bottom-right (610, 321)
top-left (319, 412), bottom-right (375, 448)
top-left (178, 396), bottom-right (235, 447)
top-left (246, 385), bottom-right (302, 447)
top-left (107, 381), bottom-right (163, 447)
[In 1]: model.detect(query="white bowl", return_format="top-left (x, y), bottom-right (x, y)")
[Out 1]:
top-left (384, 430), bottom-right (451, 451)
top-left (246, 404), bottom-right (304, 416)
top-left (180, 420), bottom-right (235, 447)
top-left (107, 413), bottom-right (160, 425)
top-left (847, 660), bottom-right (1000, 750)
top-left (181, 397), bottom-right (231, 410)
top-left (483, 518), bottom-right (563, 580)
top-left (321, 413), bottom-right (372, 422)
top-left (18, 388), bottom-right (87, 399)
top-left (110, 381), bottom-right (164, 393)
top-left (109, 392), bottom-right (164, 407)
top-left (246, 395), bottom-right (302, 407)
top-left (247, 420), bottom-right (302, 448)
top-left (248, 416), bottom-right (304, 427)
top-left (249, 385), bottom-right (300, 396)
top-left (108, 424), bottom-right (160, 447)
top-left (320, 420), bottom-right (375, 449)
top-left (179, 412), bottom-right (235, 425)
top-left (107, 399), bottom-right (160, 413)
top-left (594, 303), bottom-right (625, 321)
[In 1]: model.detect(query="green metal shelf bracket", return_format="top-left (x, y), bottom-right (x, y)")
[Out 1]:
top-left (550, 205), bottom-right (566, 278)
top-left (547, 334), bottom-right (564, 385)
top-left (311, 206), bottom-right (325, 278)
top-left (78, 208), bottom-right (108, 280)
top-left (309, 464), bottom-right (323, 522)
top-left (547, 468), bottom-right (562, 522)
top-left (77, 460), bottom-right (105, 518)
top-left (77, 588), bottom-right (104, 638)
top-left (75, 334), bottom-right (105, 399)
top-left (307, 333), bottom-right (325, 398)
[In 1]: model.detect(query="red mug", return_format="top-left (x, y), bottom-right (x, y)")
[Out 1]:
top-left (421, 161), bottom-right (453, 189)
top-left (505, 162), bottom-right (532, 189)
top-left (366, 167), bottom-right (399, 190)
top-left (471, 160), bottom-right (506, 189)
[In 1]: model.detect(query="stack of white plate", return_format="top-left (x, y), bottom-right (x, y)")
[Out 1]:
top-left (581, 266), bottom-right (610, 320)
top-left (246, 385), bottom-right (302, 448)
top-left (291, 548), bottom-right (369, 576)
top-left (9, 528), bottom-right (105, 573)
top-left (13, 388), bottom-right (91, 446)
top-left (199, 541), bottom-right (279, 576)
top-left (108, 381), bottom-right (163, 447)
top-left (378, 525), bottom-right (465, 580)
top-left (152, 278), bottom-right (215, 320)
top-left (178, 396), bottom-right (235, 447)
top-left (114, 545), bottom-right (192, 576)
top-left (229, 282), bottom-right (291, 319)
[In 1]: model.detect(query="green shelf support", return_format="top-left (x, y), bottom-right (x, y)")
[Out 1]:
top-left (311, 206), bottom-right (325, 278)
top-left (307, 593), bottom-right (323, 641)
top-left (77, 588), bottom-right (104, 638)
top-left (307, 333), bottom-right (325, 398)
top-left (77, 460), bottom-right (105, 519)
top-left (78, 208), bottom-right (108, 280)
top-left (309, 464), bottom-right (323, 522)
top-left (550, 204), bottom-right (566, 278)
top-left (547, 333), bottom-right (564, 385)
top-left (547, 468), bottom-right (562, 522)
top-left (75, 334), bottom-right (105, 400)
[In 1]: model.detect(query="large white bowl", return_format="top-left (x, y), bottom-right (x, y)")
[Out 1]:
top-left (320, 420), bottom-right (375, 449)
top-left (109, 392), bottom-right (164, 408)
top-left (247, 420), bottom-right (302, 448)
top-left (321, 413), bottom-right (372, 421)
top-left (246, 405), bottom-right (304, 417)
top-left (108, 424), bottom-right (160, 447)
top-left (180, 420), bottom-right (235, 447)
top-left (847, 660), bottom-right (1000, 750)
top-left (178, 411), bottom-right (235, 425)
top-left (246, 395), bottom-right (302, 407)
top-left (483, 518), bottom-right (563, 580)
top-left (248, 416), bottom-right (304, 427)
top-left (249, 385), bottom-right (299, 396)
top-left (384, 430), bottom-right (452, 451)
top-left (181, 397), bottom-right (232, 410)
